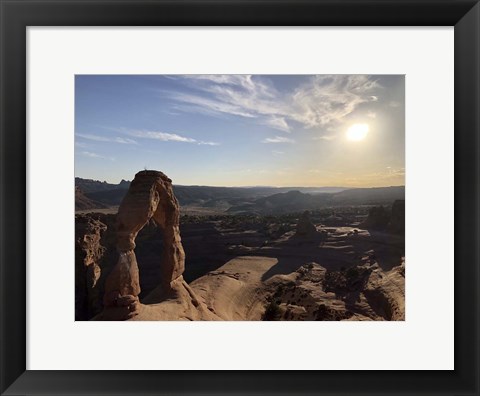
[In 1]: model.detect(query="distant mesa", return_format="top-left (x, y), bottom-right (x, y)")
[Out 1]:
top-left (75, 186), bottom-right (108, 211)
top-left (75, 176), bottom-right (405, 215)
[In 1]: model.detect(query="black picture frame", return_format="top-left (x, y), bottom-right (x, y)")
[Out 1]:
top-left (1, 1), bottom-right (479, 395)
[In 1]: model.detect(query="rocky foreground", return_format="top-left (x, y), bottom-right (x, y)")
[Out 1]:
top-left (76, 170), bottom-right (405, 321)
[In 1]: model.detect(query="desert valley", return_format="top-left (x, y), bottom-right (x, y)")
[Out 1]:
top-left (75, 170), bottom-right (405, 321)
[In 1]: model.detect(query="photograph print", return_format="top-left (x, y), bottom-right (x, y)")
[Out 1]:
top-left (75, 74), bottom-right (405, 321)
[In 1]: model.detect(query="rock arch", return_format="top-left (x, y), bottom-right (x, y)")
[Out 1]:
top-left (103, 170), bottom-right (185, 308)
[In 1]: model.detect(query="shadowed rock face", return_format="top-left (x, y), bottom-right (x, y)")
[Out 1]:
top-left (75, 215), bottom-right (107, 320)
top-left (103, 170), bottom-right (185, 309)
top-left (295, 210), bottom-right (317, 237)
top-left (388, 200), bottom-right (405, 234)
top-left (362, 205), bottom-right (390, 230)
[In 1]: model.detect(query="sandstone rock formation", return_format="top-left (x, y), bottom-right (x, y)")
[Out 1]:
top-left (295, 210), bottom-right (317, 237)
top-left (103, 170), bottom-right (190, 319)
top-left (261, 260), bottom-right (405, 321)
top-left (76, 171), bottom-right (405, 321)
top-left (75, 215), bottom-right (107, 319)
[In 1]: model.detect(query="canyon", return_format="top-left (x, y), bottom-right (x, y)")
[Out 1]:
top-left (75, 170), bottom-right (405, 321)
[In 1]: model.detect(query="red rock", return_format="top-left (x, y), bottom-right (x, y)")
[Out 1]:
top-left (103, 170), bottom-right (186, 310)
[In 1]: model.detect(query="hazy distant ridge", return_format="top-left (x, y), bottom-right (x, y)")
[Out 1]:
top-left (75, 177), bottom-right (404, 213)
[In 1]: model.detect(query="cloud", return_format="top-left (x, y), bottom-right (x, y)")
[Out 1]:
top-left (127, 130), bottom-right (196, 143)
top-left (123, 129), bottom-right (220, 146)
top-left (81, 151), bottom-right (114, 160)
top-left (367, 111), bottom-right (377, 119)
top-left (262, 136), bottom-right (295, 144)
top-left (115, 137), bottom-right (138, 144)
top-left (313, 135), bottom-right (336, 141)
top-left (345, 167), bottom-right (405, 186)
top-left (289, 75), bottom-right (381, 128)
top-left (198, 141), bottom-right (220, 146)
top-left (168, 92), bottom-right (256, 118)
top-left (77, 133), bottom-right (137, 145)
top-left (388, 167), bottom-right (405, 176)
top-left (264, 116), bottom-right (290, 132)
top-left (165, 74), bottom-right (381, 132)
top-left (272, 150), bottom-right (284, 155)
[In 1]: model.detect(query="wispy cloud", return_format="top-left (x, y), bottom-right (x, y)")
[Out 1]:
top-left (262, 136), bottom-right (295, 144)
top-left (264, 116), bottom-right (290, 132)
top-left (77, 133), bottom-right (137, 145)
top-left (81, 151), bottom-right (114, 161)
top-left (313, 134), bottom-right (336, 141)
top-left (122, 129), bottom-right (220, 146)
top-left (162, 75), bottom-right (381, 133)
top-left (127, 130), bottom-right (196, 143)
top-left (289, 75), bottom-right (380, 128)
top-left (344, 167), bottom-right (405, 186)
top-left (272, 150), bottom-right (284, 155)
top-left (198, 141), bottom-right (220, 146)
top-left (387, 167), bottom-right (405, 176)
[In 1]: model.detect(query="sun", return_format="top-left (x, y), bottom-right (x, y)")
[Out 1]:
top-left (346, 123), bottom-right (369, 141)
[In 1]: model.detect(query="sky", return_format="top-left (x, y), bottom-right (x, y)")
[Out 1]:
top-left (75, 75), bottom-right (405, 187)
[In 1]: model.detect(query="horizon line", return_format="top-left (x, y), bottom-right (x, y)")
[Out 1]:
top-left (75, 176), bottom-right (405, 190)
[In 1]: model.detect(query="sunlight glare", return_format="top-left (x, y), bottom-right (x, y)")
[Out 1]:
top-left (346, 124), bottom-right (369, 141)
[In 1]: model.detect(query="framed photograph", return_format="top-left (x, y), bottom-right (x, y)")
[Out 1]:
top-left (1, 1), bottom-right (479, 395)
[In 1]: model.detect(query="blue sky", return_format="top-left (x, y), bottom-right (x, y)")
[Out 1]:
top-left (75, 75), bottom-right (405, 187)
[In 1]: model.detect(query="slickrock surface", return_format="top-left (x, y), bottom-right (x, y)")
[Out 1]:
top-left (190, 256), bottom-right (278, 320)
top-left (129, 277), bottom-right (220, 321)
top-left (263, 263), bottom-right (405, 321)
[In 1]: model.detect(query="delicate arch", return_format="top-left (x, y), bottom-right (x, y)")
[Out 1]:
top-left (103, 170), bottom-right (185, 307)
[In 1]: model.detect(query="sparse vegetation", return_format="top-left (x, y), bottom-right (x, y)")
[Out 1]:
top-left (323, 265), bottom-right (371, 294)
top-left (263, 301), bottom-right (282, 321)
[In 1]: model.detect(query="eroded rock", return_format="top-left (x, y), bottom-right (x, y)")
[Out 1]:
top-left (75, 215), bottom-right (107, 320)
top-left (101, 170), bottom-right (190, 319)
